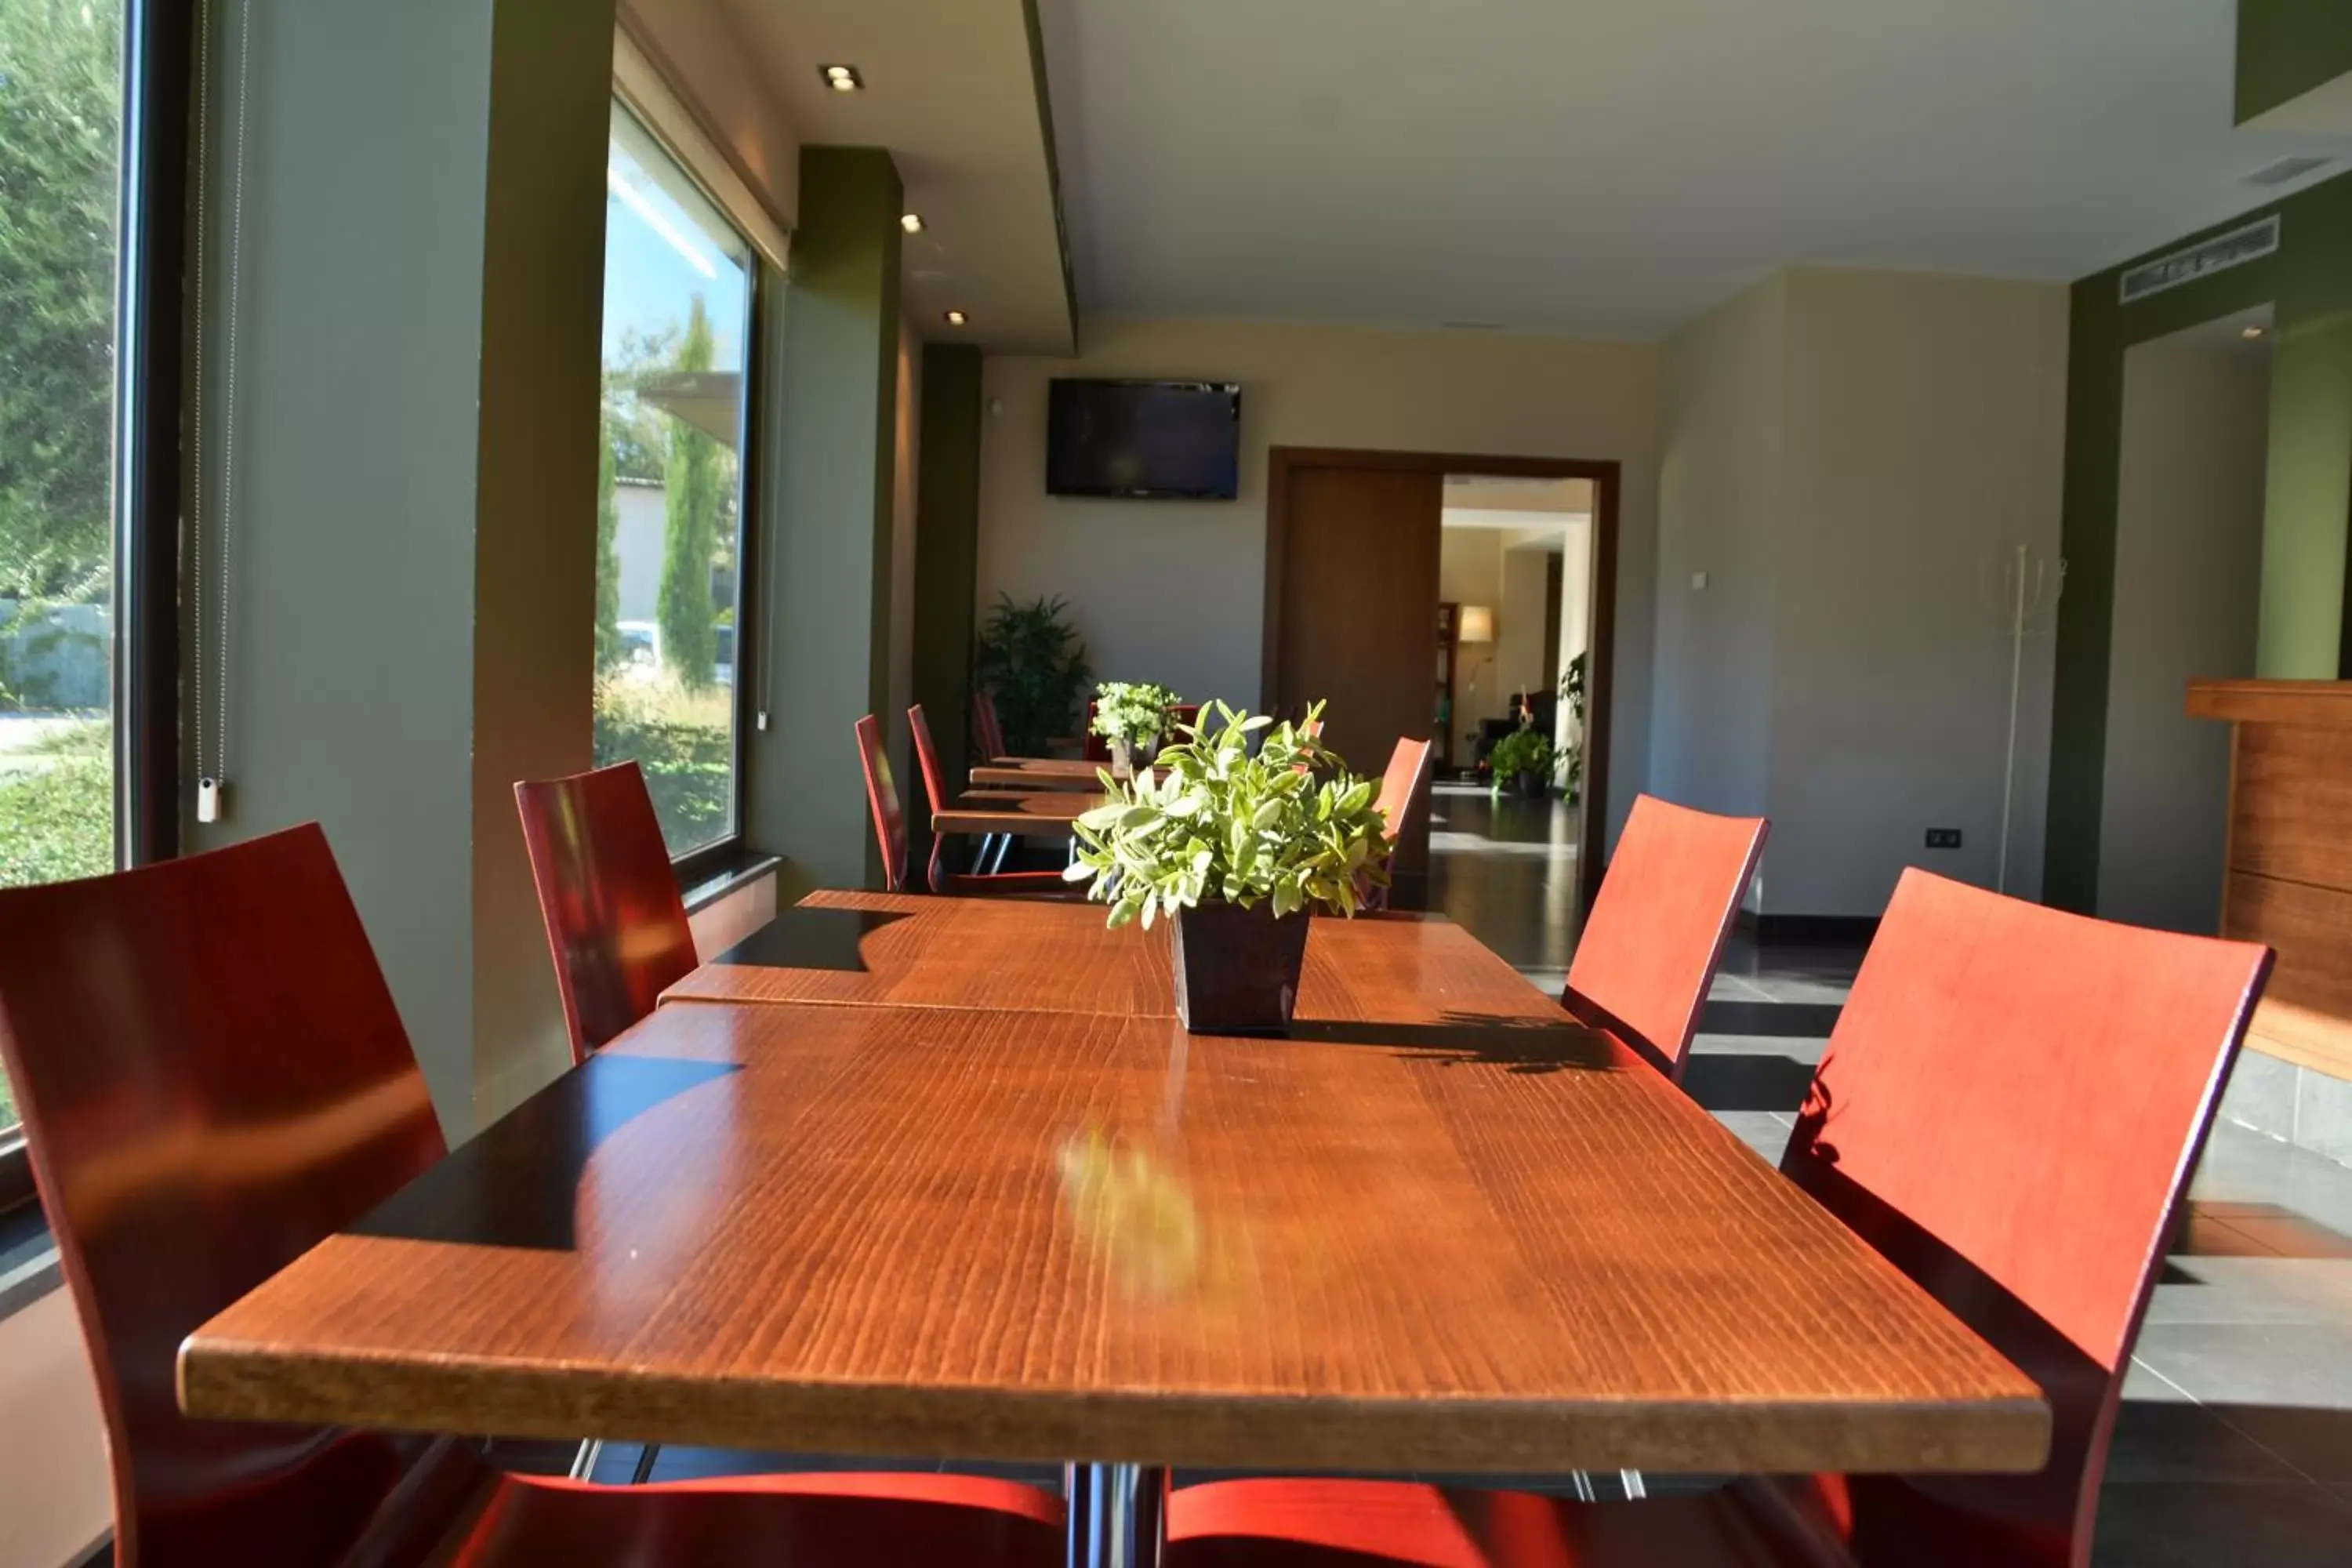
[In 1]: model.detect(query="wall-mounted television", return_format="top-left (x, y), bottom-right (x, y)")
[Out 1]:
top-left (1047, 379), bottom-right (1242, 500)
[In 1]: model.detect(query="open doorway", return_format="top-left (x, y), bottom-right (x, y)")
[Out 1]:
top-left (2096, 305), bottom-right (2272, 933)
top-left (1261, 448), bottom-right (1617, 924)
top-left (1432, 475), bottom-right (1597, 976)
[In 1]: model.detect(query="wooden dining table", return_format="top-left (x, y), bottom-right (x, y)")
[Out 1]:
top-left (969, 756), bottom-right (1134, 789)
top-left (179, 896), bottom-right (2049, 1563)
top-left (933, 788), bottom-right (1109, 839)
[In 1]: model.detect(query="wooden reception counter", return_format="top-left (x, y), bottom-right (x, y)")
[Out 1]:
top-left (2187, 679), bottom-right (2352, 1078)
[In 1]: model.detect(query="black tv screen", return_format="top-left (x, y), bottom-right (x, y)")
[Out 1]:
top-left (1047, 379), bottom-right (1241, 500)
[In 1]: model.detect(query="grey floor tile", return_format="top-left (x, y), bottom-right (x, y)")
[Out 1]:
top-left (2191, 1122), bottom-right (2352, 1237)
top-left (2092, 1482), bottom-right (2352, 1567)
top-left (2130, 1321), bottom-right (2352, 1414)
top-left (1708, 1110), bottom-right (1792, 1164)
top-left (2104, 1398), bottom-right (2307, 1483)
top-left (2143, 1258), bottom-right (2352, 1325)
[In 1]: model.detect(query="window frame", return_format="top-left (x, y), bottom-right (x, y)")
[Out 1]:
top-left (1, 0), bottom-right (191, 1220)
top-left (597, 93), bottom-right (768, 888)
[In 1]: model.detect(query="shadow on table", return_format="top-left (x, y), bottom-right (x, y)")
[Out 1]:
top-left (1284, 1018), bottom-right (1617, 1075)
top-left (347, 1054), bottom-right (741, 1252)
top-left (710, 906), bottom-right (912, 971)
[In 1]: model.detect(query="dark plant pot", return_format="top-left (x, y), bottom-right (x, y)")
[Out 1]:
top-left (1504, 771), bottom-right (1547, 799)
top-left (1170, 901), bottom-right (1311, 1035)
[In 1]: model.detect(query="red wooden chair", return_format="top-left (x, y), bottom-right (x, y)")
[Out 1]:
top-left (1163, 868), bottom-right (2270, 1568)
top-left (1560, 793), bottom-right (1768, 1080)
top-left (1359, 736), bottom-right (1432, 911)
top-left (904, 705), bottom-right (1075, 897)
top-left (972, 686), bottom-right (1008, 762)
top-left (514, 761), bottom-right (699, 1065)
top-left (0, 825), bottom-right (1064, 1568)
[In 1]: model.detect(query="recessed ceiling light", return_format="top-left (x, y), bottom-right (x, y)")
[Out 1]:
top-left (900, 212), bottom-right (924, 234)
top-left (2242, 325), bottom-right (2267, 340)
top-left (943, 310), bottom-right (968, 327)
top-left (820, 64), bottom-right (862, 92)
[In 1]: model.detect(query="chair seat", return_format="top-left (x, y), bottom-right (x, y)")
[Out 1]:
top-left (456, 1470), bottom-right (1066, 1567)
top-left (1163, 1479), bottom-right (1821, 1568)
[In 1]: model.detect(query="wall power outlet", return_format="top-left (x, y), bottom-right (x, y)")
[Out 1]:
top-left (1924, 828), bottom-right (1963, 850)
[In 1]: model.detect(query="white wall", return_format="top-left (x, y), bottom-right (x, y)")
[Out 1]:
top-left (1653, 268), bottom-right (2069, 915)
top-left (1498, 545), bottom-right (1554, 696)
top-left (2098, 337), bottom-right (2270, 932)
top-left (977, 318), bottom-right (1663, 845)
top-left (0, 1290), bottom-right (109, 1568)
top-left (1653, 274), bottom-right (1784, 824)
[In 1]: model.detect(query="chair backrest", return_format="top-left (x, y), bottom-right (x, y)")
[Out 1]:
top-left (908, 703), bottom-right (952, 817)
top-left (514, 761), bottom-right (699, 1064)
top-left (971, 686), bottom-right (1007, 762)
top-left (855, 713), bottom-right (910, 892)
top-left (1780, 869), bottom-right (2270, 1568)
top-left (1562, 793), bottom-right (1766, 1078)
top-left (0, 826), bottom-right (473, 1567)
top-left (1372, 736), bottom-right (1432, 840)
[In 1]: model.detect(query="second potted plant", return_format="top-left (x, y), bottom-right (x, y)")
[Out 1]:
top-left (1090, 680), bottom-right (1182, 778)
top-left (1487, 727), bottom-right (1556, 799)
top-left (1069, 701), bottom-right (1390, 1033)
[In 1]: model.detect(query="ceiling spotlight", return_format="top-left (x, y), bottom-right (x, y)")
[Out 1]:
top-left (2241, 325), bottom-right (2267, 340)
top-left (943, 310), bottom-right (968, 327)
top-left (820, 64), bottom-right (863, 92)
top-left (900, 212), bottom-right (925, 234)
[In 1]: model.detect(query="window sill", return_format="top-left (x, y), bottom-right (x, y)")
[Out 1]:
top-left (0, 1203), bottom-right (60, 1323)
top-left (680, 850), bottom-right (784, 916)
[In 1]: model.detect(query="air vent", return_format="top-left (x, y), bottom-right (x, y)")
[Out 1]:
top-left (2120, 216), bottom-right (2281, 305)
top-left (2245, 155), bottom-right (2332, 187)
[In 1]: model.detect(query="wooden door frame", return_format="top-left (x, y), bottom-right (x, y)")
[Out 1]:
top-left (1263, 446), bottom-right (1622, 906)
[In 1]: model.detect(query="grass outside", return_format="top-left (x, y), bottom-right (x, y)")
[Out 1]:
top-left (592, 677), bottom-right (735, 857)
top-left (1, 716), bottom-right (112, 1131)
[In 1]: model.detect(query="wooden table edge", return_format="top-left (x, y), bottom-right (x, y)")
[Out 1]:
top-left (177, 1340), bottom-right (2049, 1476)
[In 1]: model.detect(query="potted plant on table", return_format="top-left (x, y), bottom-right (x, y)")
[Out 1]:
top-left (1090, 681), bottom-right (1182, 777)
top-left (1487, 727), bottom-right (1556, 800)
top-left (1067, 701), bottom-right (1391, 1034)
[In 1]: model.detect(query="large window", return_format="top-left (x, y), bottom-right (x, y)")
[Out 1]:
top-left (0, 0), bottom-right (126, 1156)
top-left (594, 100), bottom-right (755, 862)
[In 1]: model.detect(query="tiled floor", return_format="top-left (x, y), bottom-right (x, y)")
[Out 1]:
top-left (1431, 782), bottom-right (2352, 1565)
top-left (546, 785), bottom-right (2352, 1563)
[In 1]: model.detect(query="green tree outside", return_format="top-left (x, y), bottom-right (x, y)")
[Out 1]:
top-left (593, 421), bottom-right (623, 673)
top-left (657, 296), bottom-right (721, 691)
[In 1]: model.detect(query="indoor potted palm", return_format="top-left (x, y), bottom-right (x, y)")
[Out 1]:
top-left (1090, 680), bottom-right (1182, 778)
top-left (1068, 702), bottom-right (1390, 1033)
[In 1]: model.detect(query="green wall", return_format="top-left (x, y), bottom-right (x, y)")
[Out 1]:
top-left (908, 343), bottom-right (985, 877)
top-left (2045, 170), bottom-right (2352, 911)
top-left (746, 147), bottom-right (903, 893)
top-left (2236, 0), bottom-right (2352, 123)
top-left (187, 0), bottom-right (612, 1134)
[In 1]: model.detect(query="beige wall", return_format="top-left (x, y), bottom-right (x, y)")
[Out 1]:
top-left (978, 318), bottom-right (1663, 844)
top-left (0, 1290), bottom-right (108, 1568)
top-left (1498, 545), bottom-right (1554, 697)
top-left (2099, 336), bottom-right (2270, 932)
top-left (1656, 267), bottom-right (2069, 915)
top-left (1653, 273), bottom-right (1785, 823)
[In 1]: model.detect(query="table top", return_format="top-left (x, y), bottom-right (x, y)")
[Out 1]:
top-left (180, 1000), bottom-right (2046, 1475)
top-left (971, 757), bottom-right (1126, 789)
top-left (934, 790), bottom-right (1106, 837)
top-left (662, 891), bottom-right (1573, 1025)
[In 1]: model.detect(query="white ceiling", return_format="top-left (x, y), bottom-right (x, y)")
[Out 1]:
top-left (1036, 0), bottom-right (2352, 339)
top-left (675, 0), bottom-right (1074, 351)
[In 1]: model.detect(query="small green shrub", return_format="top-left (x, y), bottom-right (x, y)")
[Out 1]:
top-left (0, 726), bottom-right (112, 890)
top-left (593, 679), bottom-right (733, 855)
